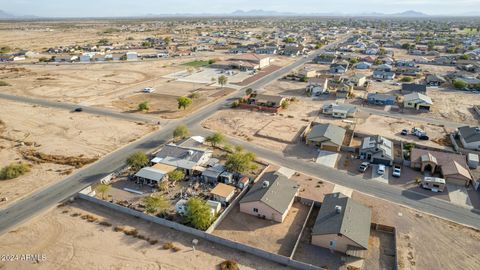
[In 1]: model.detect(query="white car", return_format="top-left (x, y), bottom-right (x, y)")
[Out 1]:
top-left (377, 164), bottom-right (386, 175)
top-left (392, 165), bottom-right (401, 177)
top-left (143, 87), bottom-right (155, 93)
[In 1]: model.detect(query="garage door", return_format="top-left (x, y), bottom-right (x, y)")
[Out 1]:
top-left (418, 105), bottom-right (430, 111)
top-left (321, 144), bottom-right (339, 152)
top-left (372, 158), bottom-right (390, 166)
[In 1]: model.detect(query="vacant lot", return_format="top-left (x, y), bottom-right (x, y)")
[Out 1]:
top-left (0, 100), bottom-right (156, 206)
top-left (202, 101), bottom-right (315, 153)
top-left (355, 114), bottom-right (453, 150)
top-left (0, 199), bottom-right (285, 270)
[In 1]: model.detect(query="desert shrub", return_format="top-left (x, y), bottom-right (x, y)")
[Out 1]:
top-left (220, 260), bottom-right (240, 270)
top-left (163, 242), bottom-right (174, 250)
top-left (98, 221), bottom-right (112, 227)
top-left (0, 163), bottom-right (30, 180)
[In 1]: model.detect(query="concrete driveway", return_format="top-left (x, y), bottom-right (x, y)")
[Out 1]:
top-left (315, 150), bottom-right (339, 168)
top-left (447, 184), bottom-right (473, 209)
top-left (370, 164), bottom-right (389, 184)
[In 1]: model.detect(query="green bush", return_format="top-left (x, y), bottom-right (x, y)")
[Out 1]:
top-left (127, 151), bottom-right (149, 170)
top-left (0, 81), bottom-right (10, 87)
top-left (0, 163), bottom-right (30, 180)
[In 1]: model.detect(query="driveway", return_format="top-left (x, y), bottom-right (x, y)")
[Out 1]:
top-left (315, 150), bottom-right (339, 168)
top-left (447, 184), bottom-right (473, 209)
top-left (370, 164), bottom-right (389, 184)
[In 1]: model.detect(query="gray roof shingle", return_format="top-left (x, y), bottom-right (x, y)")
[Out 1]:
top-left (240, 172), bottom-right (298, 214)
top-left (312, 193), bottom-right (372, 249)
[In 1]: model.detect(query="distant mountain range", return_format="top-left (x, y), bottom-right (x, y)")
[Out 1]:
top-left (0, 9), bottom-right (479, 19)
top-left (0, 9), bottom-right (37, 19)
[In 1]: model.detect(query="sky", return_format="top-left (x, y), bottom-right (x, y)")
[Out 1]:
top-left (1, 0), bottom-right (480, 17)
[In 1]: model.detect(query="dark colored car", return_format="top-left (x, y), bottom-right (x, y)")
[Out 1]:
top-left (419, 135), bottom-right (429, 140)
top-left (74, 107), bottom-right (83, 112)
top-left (401, 129), bottom-right (408, 136)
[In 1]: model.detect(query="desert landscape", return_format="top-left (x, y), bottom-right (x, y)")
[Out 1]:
top-left (0, 99), bottom-right (156, 206)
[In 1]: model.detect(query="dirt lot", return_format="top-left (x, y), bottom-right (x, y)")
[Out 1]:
top-left (213, 202), bottom-right (310, 256)
top-left (0, 199), bottom-right (285, 270)
top-left (424, 88), bottom-right (480, 124)
top-left (355, 114), bottom-right (453, 150)
top-left (0, 100), bottom-right (156, 207)
top-left (203, 100), bottom-right (316, 153)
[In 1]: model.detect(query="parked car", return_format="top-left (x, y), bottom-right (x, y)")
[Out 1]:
top-left (143, 87), bottom-right (155, 93)
top-left (74, 107), bottom-right (83, 112)
top-left (392, 165), bottom-right (401, 177)
top-left (377, 164), bottom-right (386, 175)
top-left (419, 135), bottom-right (429, 140)
top-left (401, 129), bottom-right (408, 136)
top-left (358, 162), bottom-right (370, 172)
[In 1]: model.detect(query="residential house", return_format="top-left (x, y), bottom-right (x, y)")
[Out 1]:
top-left (283, 45), bottom-right (305, 57)
top-left (330, 61), bottom-right (349, 74)
top-left (334, 81), bottom-right (353, 98)
top-left (359, 136), bottom-right (394, 166)
top-left (298, 67), bottom-right (317, 78)
top-left (367, 93), bottom-right (396, 105)
top-left (210, 183), bottom-right (236, 205)
top-left (314, 53), bottom-right (337, 64)
top-left (306, 77), bottom-right (329, 96)
top-left (126, 52), bottom-right (138, 61)
top-left (202, 164), bottom-right (225, 184)
top-left (346, 74), bottom-right (367, 89)
top-left (246, 93), bottom-right (286, 109)
top-left (410, 148), bottom-right (473, 186)
top-left (229, 46), bottom-right (249, 54)
top-left (79, 53), bottom-right (91, 63)
top-left (212, 54), bottom-right (270, 71)
top-left (311, 193), bottom-right (371, 256)
top-left (134, 165), bottom-right (174, 186)
top-left (322, 103), bottom-right (357, 119)
top-left (305, 123), bottom-right (346, 152)
top-left (239, 171), bottom-right (299, 222)
top-left (354, 62), bottom-right (372, 69)
top-left (425, 74), bottom-right (446, 86)
top-left (403, 92), bottom-right (433, 111)
top-left (152, 144), bottom-right (213, 176)
top-left (372, 64), bottom-right (395, 80)
top-left (457, 126), bottom-right (480, 151)
top-left (401, 83), bottom-right (427, 94)
top-left (255, 46), bottom-right (277, 55)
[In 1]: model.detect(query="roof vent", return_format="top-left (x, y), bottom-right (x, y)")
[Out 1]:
top-left (262, 181), bottom-right (270, 189)
top-left (187, 150), bottom-right (194, 156)
top-left (335, 205), bottom-right (342, 214)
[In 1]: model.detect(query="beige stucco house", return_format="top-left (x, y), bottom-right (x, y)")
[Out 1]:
top-left (239, 172), bottom-right (298, 223)
top-left (311, 193), bottom-right (371, 257)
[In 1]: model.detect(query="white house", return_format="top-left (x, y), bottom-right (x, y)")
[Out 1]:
top-left (306, 77), bottom-right (329, 96)
top-left (126, 51), bottom-right (138, 61)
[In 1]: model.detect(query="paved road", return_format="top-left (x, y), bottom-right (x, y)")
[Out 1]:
top-left (192, 126), bottom-right (480, 229)
top-left (0, 93), bottom-right (159, 123)
top-left (0, 36), bottom-right (349, 235)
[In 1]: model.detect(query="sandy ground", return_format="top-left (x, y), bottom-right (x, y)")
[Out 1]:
top-left (0, 100), bottom-right (156, 207)
top-left (0, 199), bottom-right (285, 270)
top-left (213, 202), bottom-right (310, 256)
top-left (354, 114), bottom-right (453, 150)
top-left (202, 100), bottom-right (316, 153)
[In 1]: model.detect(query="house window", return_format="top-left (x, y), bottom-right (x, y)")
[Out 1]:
top-left (329, 240), bottom-right (336, 248)
top-left (253, 208), bottom-right (258, 213)
top-left (433, 184), bottom-right (440, 188)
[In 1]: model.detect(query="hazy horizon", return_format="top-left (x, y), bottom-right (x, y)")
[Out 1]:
top-left (1, 0), bottom-right (480, 18)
